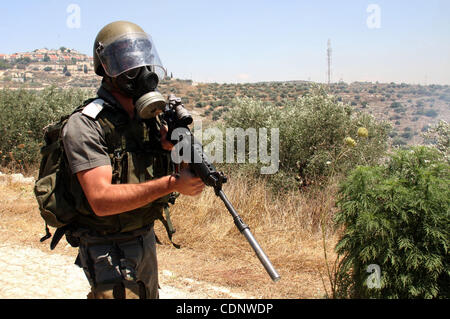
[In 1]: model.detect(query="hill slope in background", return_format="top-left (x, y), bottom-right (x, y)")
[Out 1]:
top-left (0, 48), bottom-right (449, 146)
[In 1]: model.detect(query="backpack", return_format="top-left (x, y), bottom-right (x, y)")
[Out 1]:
top-left (34, 98), bottom-right (179, 250)
top-left (34, 99), bottom-right (96, 249)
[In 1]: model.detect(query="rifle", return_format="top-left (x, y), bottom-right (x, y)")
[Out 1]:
top-left (162, 94), bottom-right (281, 282)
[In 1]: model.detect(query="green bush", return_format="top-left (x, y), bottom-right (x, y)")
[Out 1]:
top-left (0, 87), bottom-right (92, 169)
top-left (392, 137), bottom-right (407, 147)
top-left (424, 109), bottom-right (438, 118)
top-left (390, 101), bottom-right (403, 109)
top-left (223, 85), bottom-right (391, 189)
top-left (400, 132), bottom-right (412, 139)
top-left (0, 60), bottom-right (12, 70)
top-left (334, 146), bottom-right (450, 298)
top-left (422, 120), bottom-right (449, 161)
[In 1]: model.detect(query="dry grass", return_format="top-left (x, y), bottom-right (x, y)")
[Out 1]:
top-left (0, 170), bottom-right (341, 299)
top-left (156, 171), bottom-right (341, 298)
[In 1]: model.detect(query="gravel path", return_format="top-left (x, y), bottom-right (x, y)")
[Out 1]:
top-left (0, 243), bottom-right (250, 299)
top-left (0, 244), bottom-right (90, 299)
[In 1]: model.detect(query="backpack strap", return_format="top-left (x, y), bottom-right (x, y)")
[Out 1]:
top-left (154, 204), bottom-right (180, 249)
top-left (40, 224), bottom-right (52, 243)
top-left (50, 226), bottom-right (70, 250)
top-left (39, 223), bottom-right (68, 250)
top-left (96, 110), bottom-right (128, 184)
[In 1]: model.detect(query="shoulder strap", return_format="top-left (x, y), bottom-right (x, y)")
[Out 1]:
top-left (80, 98), bottom-right (105, 120)
top-left (97, 109), bottom-right (127, 155)
top-left (72, 97), bottom-right (99, 115)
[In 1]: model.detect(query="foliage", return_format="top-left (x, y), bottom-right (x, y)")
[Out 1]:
top-left (390, 101), bottom-right (402, 108)
top-left (0, 60), bottom-right (12, 70)
top-left (334, 146), bottom-right (450, 298)
top-left (424, 109), bottom-right (438, 118)
top-left (0, 87), bottom-right (91, 170)
top-left (223, 85), bottom-right (391, 189)
top-left (423, 120), bottom-right (449, 162)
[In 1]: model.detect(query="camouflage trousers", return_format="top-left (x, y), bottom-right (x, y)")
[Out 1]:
top-left (74, 226), bottom-right (159, 299)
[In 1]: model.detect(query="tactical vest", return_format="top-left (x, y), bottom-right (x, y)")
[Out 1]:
top-left (35, 97), bottom-right (178, 248)
top-left (69, 99), bottom-right (175, 234)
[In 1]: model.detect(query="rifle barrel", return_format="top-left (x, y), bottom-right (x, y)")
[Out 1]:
top-left (217, 190), bottom-right (281, 282)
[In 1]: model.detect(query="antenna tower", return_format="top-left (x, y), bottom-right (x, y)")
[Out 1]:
top-left (327, 39), bottom-right (332, 85)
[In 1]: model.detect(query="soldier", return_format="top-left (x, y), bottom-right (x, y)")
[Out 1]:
top-left (61, 21), bottom-right (205, 299)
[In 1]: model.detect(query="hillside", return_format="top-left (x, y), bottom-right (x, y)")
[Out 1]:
top-left (157, 80), bottom-right (449, 146)
top-left (1, 48), bottom-right (449, 146)
top-left (0, 48), bottom-right (98, 89)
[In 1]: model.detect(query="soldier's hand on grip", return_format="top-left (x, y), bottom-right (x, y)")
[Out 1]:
top-left (173, 168), bottom-right (205, 196)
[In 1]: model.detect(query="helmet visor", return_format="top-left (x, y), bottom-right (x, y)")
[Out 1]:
top-left (96, 32), bottom-right (166, 81)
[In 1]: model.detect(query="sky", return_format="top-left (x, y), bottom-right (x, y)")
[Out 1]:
top-left (0, 0), bottom-right (449, 84)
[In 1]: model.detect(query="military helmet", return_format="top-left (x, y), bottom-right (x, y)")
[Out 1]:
top-left (93, 21), bottom-right (166, 81)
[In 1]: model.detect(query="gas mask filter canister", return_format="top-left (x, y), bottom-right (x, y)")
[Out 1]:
top-left (135, 91), bottom-right (166, 119)
top-left (133, 67), bottom-right (166, 119)
top-left (115, 66), bottom-right (167, 119)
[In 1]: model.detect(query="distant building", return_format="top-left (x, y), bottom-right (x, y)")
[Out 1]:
top-left (0, 48), bottom-right (95, 70)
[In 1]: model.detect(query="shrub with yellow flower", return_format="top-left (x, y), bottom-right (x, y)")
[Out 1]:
top-left (357, 127), bottom-right (369, 138)
top-left (344, 137), bottom-right (357, 147)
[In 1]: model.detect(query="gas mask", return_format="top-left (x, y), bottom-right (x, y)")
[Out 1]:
top-left (95, 30), bottom-right (167, 119)
top-left (114, 66), bottom-right (166, 119)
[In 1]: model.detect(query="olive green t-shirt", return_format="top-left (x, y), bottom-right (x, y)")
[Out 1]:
top-left (62, 109), bottom-right (111, 174)
top-left (62, 85), bottom-right (120, 174)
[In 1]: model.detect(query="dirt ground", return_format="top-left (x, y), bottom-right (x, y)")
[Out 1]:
top-left (0, 172), bottom-right (332, 299)
top-left (0, 243), bottom-right (254, 299)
